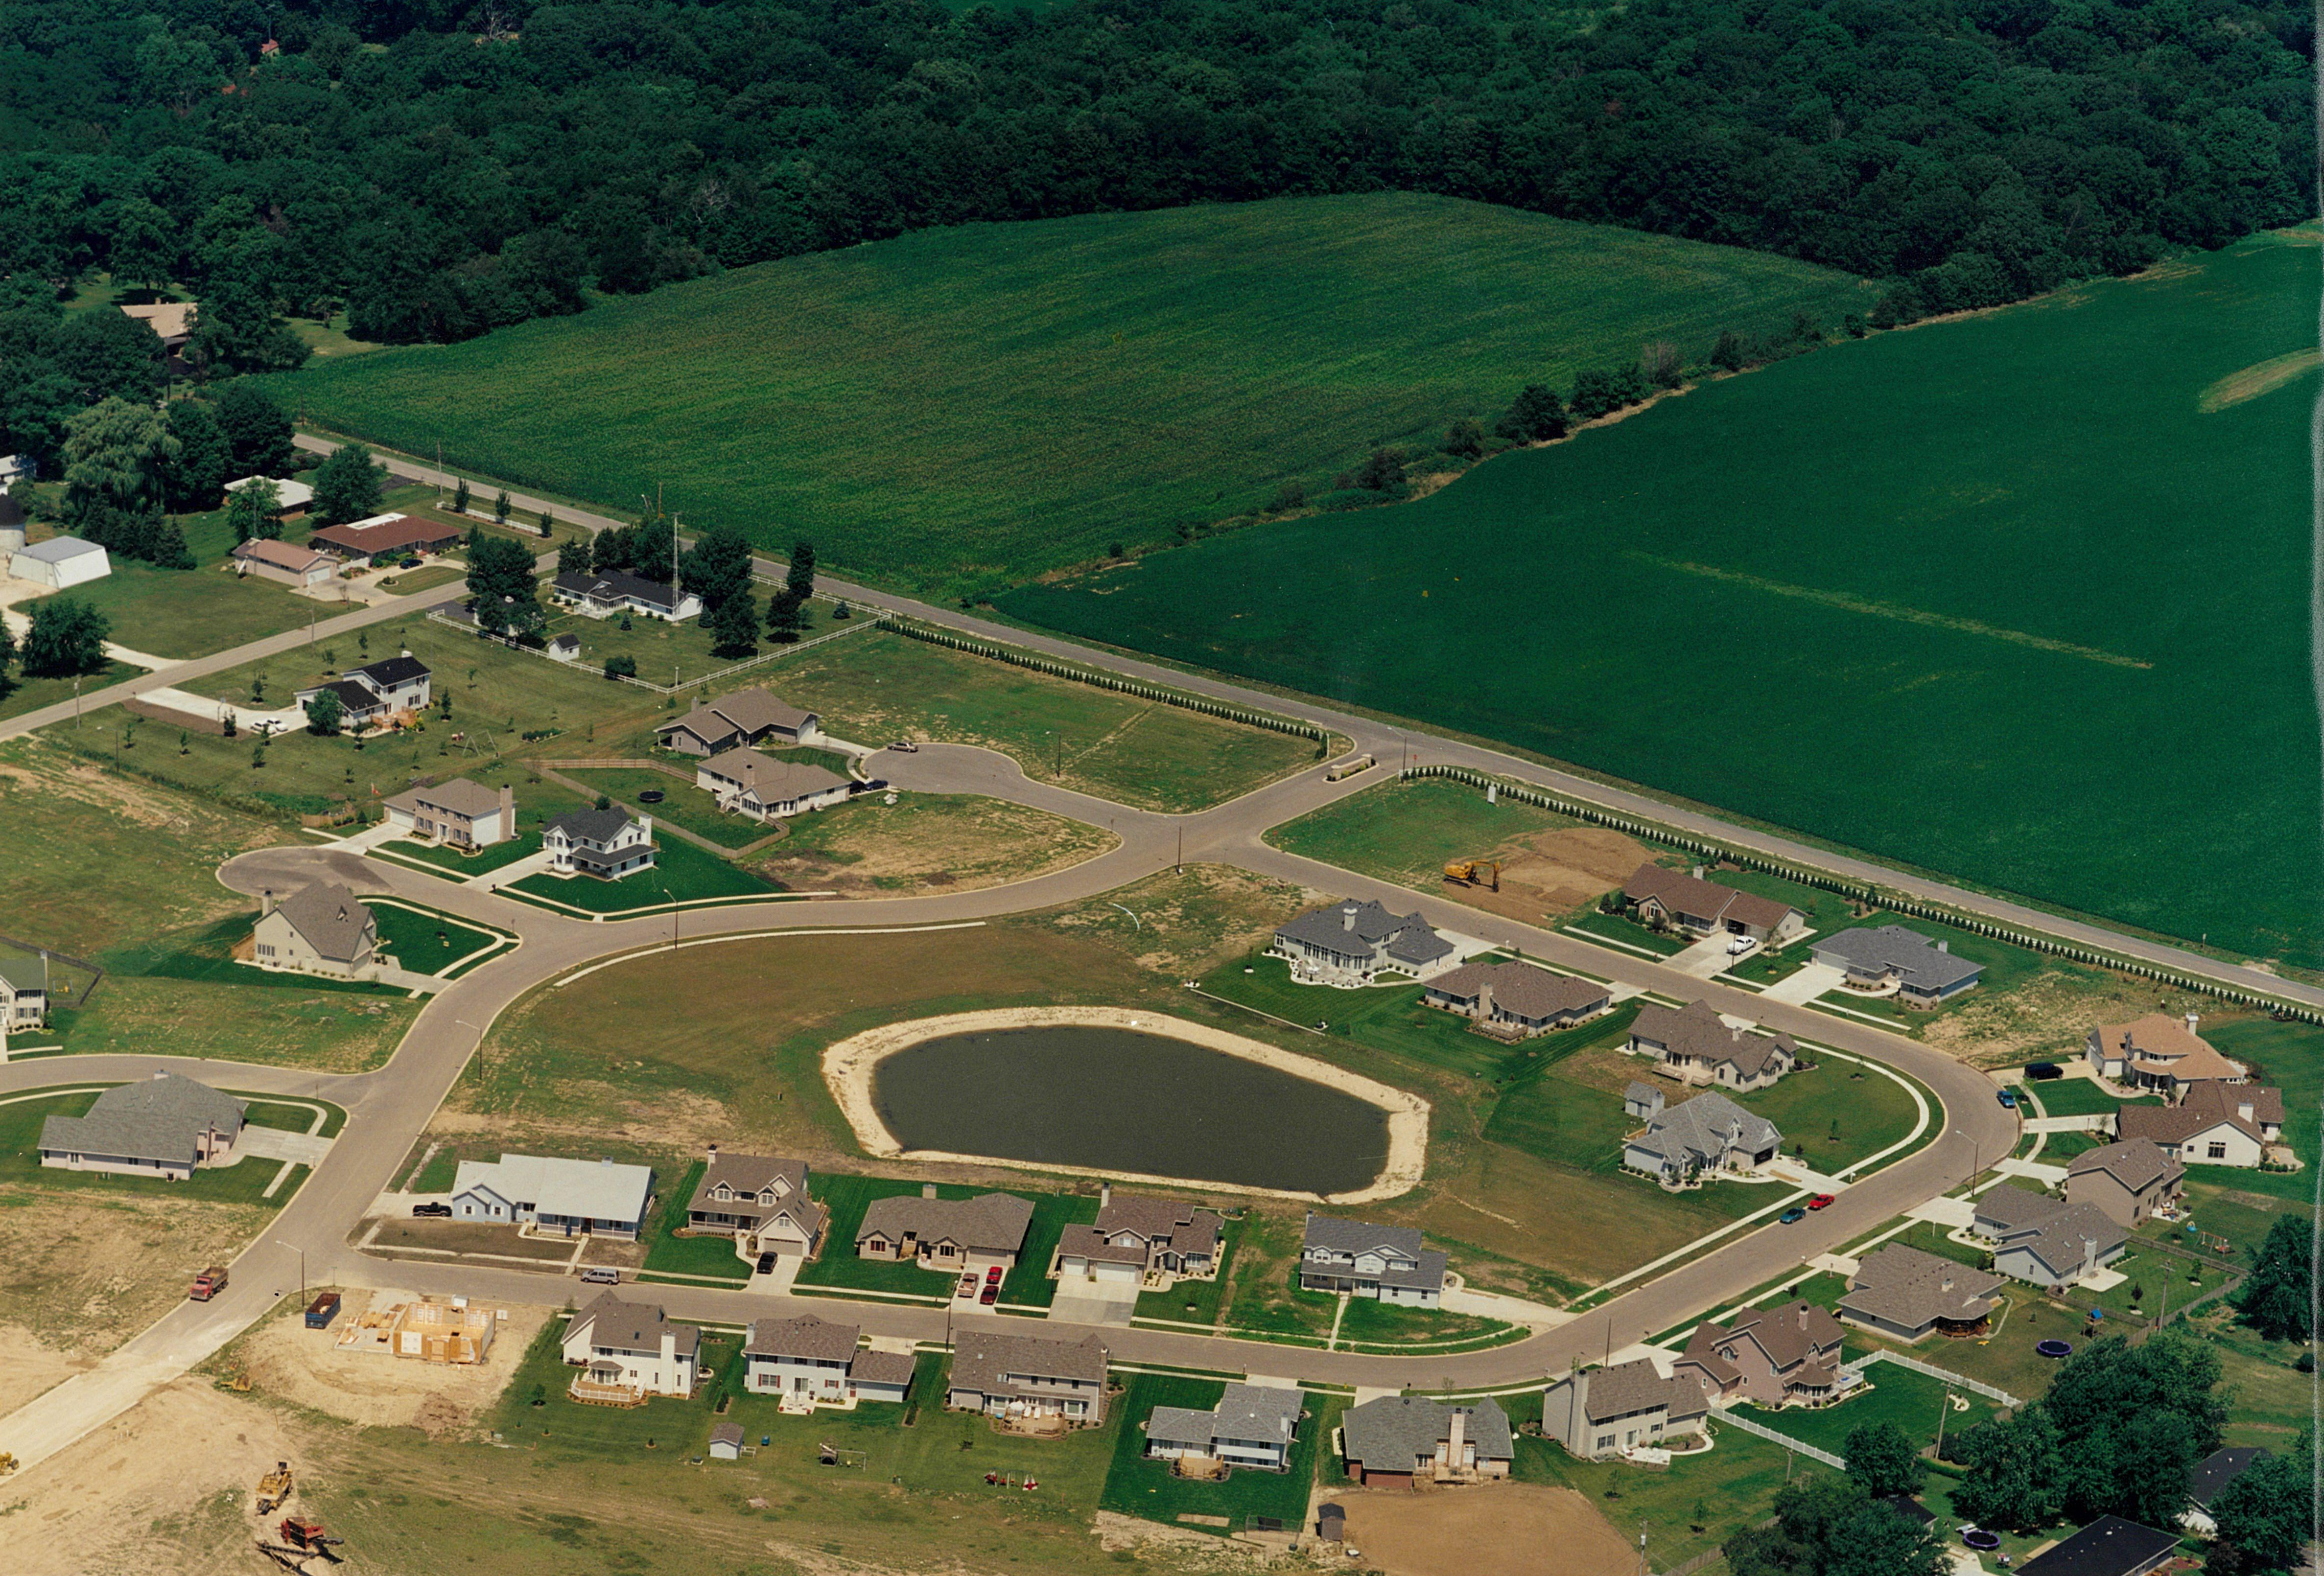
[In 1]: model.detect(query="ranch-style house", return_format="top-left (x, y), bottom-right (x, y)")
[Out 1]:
top-left (451, 1154), bottom-right (656, 1239)
top-left (37, 1072), bottom-right (245, 1181)
top-left (855, 1188), bottom-right (1033, 1271)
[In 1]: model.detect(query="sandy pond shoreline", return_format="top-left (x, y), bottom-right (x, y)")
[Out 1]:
top-left (820, 1005), bottom-right (1429, 1205)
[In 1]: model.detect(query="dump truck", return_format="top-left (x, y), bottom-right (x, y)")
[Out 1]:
top-left (255, 1461), bottom-right (295, 1515)
top-left (279, 1516), bottom-right (345, 1560)
top-left (1442, 859), bottom-right (1500, 891)
top-left (189, 1265), bottom-right (228, 1301)
top-left (304, 1291), bottom-right (342, 1329)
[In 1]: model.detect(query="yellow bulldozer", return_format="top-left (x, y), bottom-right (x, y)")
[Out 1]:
top-left (1442, 859), bottom-right (1500, 891)
top-left (256, 1461), bottom-right (295, 1516)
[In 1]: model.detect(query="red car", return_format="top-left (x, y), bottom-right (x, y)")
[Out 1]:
top-left (979, 1282), bottom-right (1000, 1305)
top-left (1807, 1193), bottom-right (1836, 1210)
top-left (984, 1265), bottom-right (1004, 1285)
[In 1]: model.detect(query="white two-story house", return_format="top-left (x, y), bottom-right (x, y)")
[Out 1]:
top-left (1296, 1213), bottom-right (1446, 1305)
top-left (743, 1314), bottom-right (915, 1407)
top-left (541, 807), bottom-right (656, 881)
top-left (561, 1293), bottom-right (700, 1402)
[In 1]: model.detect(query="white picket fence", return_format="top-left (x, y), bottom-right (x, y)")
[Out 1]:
top-left (1711, 1407), bottom-right (1845, 1469)
top-left (1840, 1347), bottom-right (2020, 1408)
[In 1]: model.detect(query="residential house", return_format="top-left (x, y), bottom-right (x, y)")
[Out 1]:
top-left (1837, 1243), bottom-right (2007, 1341)
top-left (541, 807), bottom-right (656, 880)
top-left (223, 475), bottom-right (314, 517)
top-left (451, 1154), bottom-right (655, 1239)
top-left (119, 301), bottom-right (196, 349)
top-left (378, 1298), bottom-right (495, 1364)
top-left (696, 747), bottom-right (852, 822)
top-left (1627, 999), bottom-right (1798, 1090)
top-left (2086, 1013), bottom-right (2247, 1093)
top-left (1621, 863), bottom-right (1806, 945)
top-left (1622, 1081), bottom-right (1665, 1121)
top-left (295, 654), bottom-right (433, 733)
top-left (1296, 1213), bottom-right (1446, 1306)
top-left (232, 537), bottom-right (336, 588)
top-left (685, 1149), bottom-right (827, 1260)
top-left (945, 1330), bottom-right (1110, 1425)
top-left (655, 688), bottom-right (822, 756)
top-left (561, 1293), bottom-right (700, 1401)
top-left (1542, 1358), bottom-right (1711, 1460)
top-left (1056, 1191), bottom-right (1223, 1286)
top-left (0, 953), bottom-right (50, 1030)
top-left (2183, 1447), bottom-right (2269, 1537)
top-left (2064, 1138), bottom-right (2184, 1228)
top-left (252, 881), bottom-right (377, 977)
top-left (1971, 1185), bottom-right (2127, 1288)
top-left (2014, 1516), bottom-right (2180, 1576)
top-left (1421, 960), bottom-right (1612, 1037)
top-left (1808, 925), bottom-right (1983, 1005)
top-left (1270, 899), bottom-right (1457, 986)
top-left (1146, 1383), bottom-right (1306, 1473)
top-left (1339, 1395), bottom-right (1512, 1487)
top-left (2116, 1080), bottom-right (2285, 1169)
top-left (9, 535), bottom-right (110, 589)
top-left (36, 1071), bottom-right (244, 1181)
top-left (742, 1314), bottom-right (915, 1405)
top-left (1673, 1302), bottom-right (1845, 1409)
top-left (1623, 1091), bottom-right (1783, 1186)
top-left (550, 566), bottom-right (703, 623)
top-left (307, 512), bottom-right (462, 564)
top-left (383, 777), bottom-right (516, 849)
top-left (856, 1189), bottom-right (1033, 1271)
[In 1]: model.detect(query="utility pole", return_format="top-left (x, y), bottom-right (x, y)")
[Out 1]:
top-left (1934, 1385), bottom-right (1952, 1459)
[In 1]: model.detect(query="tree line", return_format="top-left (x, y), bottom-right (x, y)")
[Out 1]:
top-left (0, 0), bottom-right (2306, 378)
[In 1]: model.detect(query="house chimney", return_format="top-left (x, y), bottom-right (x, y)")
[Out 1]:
top-left (1448, 1408), bottom-right (1467, 1466)
top-left (1936, 940), bottom-right (1948, 953)
top-left (707, 1142), bottom-right (720, 1164)
top-left (921, 1183), bottom-right (938, 1199)
top-left (601, 1157), bottom-right (613, 1166)
top-left (2185, 1012), bottom-right (2201, 1036)
top-left (1100, 1182), bottom-right (1111, 1208)
top-left (500, 782), bottom-right (515, 830)
top-left (400, 644), bottom-right (412, 659)
top-left (1690, 865), bottom-right (1704, 881)
top-left (1476, 981), bottom-right (1495, 1020)
top-left (1341, 904), bottom-right (1358, 932)
top-left (261, 888), bottom-right (276, 917)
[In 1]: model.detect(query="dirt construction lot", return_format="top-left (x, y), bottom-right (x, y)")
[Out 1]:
top-left (1337, 1483), bottom-right (1639, 1576)
top-left (236, 1288), bottom-right (551, 1431)
top-left (1455, 826), bottom-right (1649, 926)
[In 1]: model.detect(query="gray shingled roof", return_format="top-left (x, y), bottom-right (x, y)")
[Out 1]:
top-left (2066, 1137), bottom-right (2179, 1193)
top-left (699, 747), bottom-right (848, 801)
top-left (1624, 1081), bottom-right (1662, 1109)
top-left (2009, 1205), bottom-right (2127, 1279)
top-left (1093, 1195), bottom-right (1223, 1254)
top-left (0, 954), bottom-right (47, 994)
top-left (1426, 961), bottom-right (1609, 1020)
top-left (348, 654), bottom-right (429, 688)
top-left (544, 806), bottom-right (639, 845)
top-left (2188, 1447), bottom-right (2267, 1510)
top-left (1628, 1090), bottom-right (1781, 1169)
top-left (1341, 1395), bottom-right (1512, 1472)
top-left (1974, 1185), bottom-right (2068, 1233)
top-left (570, 1292), bottom-right (700, 1360)
top-left (1150, 1383), bottom-right (1303, 1449)
top-left (1841, 1243), bottom-right (2006, 1329)
top-left (400, 776), bottom-right (505, 817)
top-left (745, 1313), bottom-right (859, 1364)
top-left (848, 1348), bottom-right (918, 1388)
top-left (273, 881), bottom-right (375, 964)
top-left (1275, 900), bottom-right (1451, 965)
top-left (857, 1192), bottom-right (1034, 1255)
top-left (691, 1151), bottom-right (816, 1221)
top-left (553, 567), bottom-right (682, 611)
top-left (1577, 1358), bottom-right (1706, 1424)
top-left (1811, 925), bottom-right (1983, 990)
top-left (37, 1073), bottom-right (245, 1167)
top-left (1302, 1212), bottom-right (1426, 1261)
top-left (948, 1330), bottom-right (1108, 1397)
top-left (1056, 1226), bottom-right (1148, 1266)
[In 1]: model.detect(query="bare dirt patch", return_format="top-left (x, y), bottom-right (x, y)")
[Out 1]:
top-left (755, 794), bottom-right (1116, 896)
top-left (1040, 861), bottom-right (1317, 975)
top-left (2198, 347), bottom-right (2319, 413)
top-left (0, 1192), bottom-right (274, 1397)
top-left (1924, 970), bottom-right (2213, 1068)
top-left (235, 1289), bottom-right (551, 1431)
top-left (1443, 825), bottom-right (1651, 927)
top-left (1335, 1483), bottom-right (1638, 1576)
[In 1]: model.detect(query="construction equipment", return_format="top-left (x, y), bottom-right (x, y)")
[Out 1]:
top-left (255, 1461), bottom-right (294, 1515)
top-left (1443, 859), bottom-right (1501, 891)
top-left (278, 1517), bottom-right (345, 1561)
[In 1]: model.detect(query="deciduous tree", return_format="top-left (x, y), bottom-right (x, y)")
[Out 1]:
top-left (466, 534), bottom-right (544, 638)
top-left (214, 383), bottom-right (295, 476)
top-left (681, 521), bottom-right (755, 614)
top-left (1495, 383), bottom-right (1567, 442)
top-left (2236, 1215), bottom-right (2312, 1343)
top-left (709, 585), bottom-right (759, 656)
top-left (20, 598), bottom-right (111, 677)
top-left (311, 442), bottom-right (384, 526)
top-left (227, 477), bottom-right (282, 542)
top-left (1843, 1421), bottom-right (1924, 1499)
top-left (305, 687), bottom-right (345, 735)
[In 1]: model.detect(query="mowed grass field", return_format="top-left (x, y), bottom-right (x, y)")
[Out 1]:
top-left (266, 192), bottom-right (1873, 588)
top-left (1009, 235), bottom-right (2324, 964)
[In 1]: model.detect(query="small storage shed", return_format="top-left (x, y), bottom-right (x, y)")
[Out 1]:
top-left (709, 1422), bottom-right (744, 1460)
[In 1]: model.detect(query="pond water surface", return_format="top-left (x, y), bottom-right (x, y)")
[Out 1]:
top-left (871, 1024), bottom-right (1392, 1195)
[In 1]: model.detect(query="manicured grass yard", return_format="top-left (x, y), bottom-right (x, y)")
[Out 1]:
top-left (1734, 1059), bottom-right (1922, 1176)
top-left (507, 834), bottom-right (778, 913)
top-left (25, 508), bottom-right (320, 661)
top-left (1135, 1229), bottom-right (1237, 1324)
top-left (1097, 1374), bottom-right (1334, 1533)
top-left (379, 830), bottom-right (545, 876)
top-left (1264, 774), bottom-right (1582, 890)
top-left (0, 659), bottom-right (138, 723)
top-left (0, 1088), bottom-right (307, 1207)
top-left (2019, 1077), bottom-right (2158, 1118)
top-left (792, 1174), bottom-right (1090, 1308)
top-left (1566, 910), bottom-right (1689, 955)
top-left (1735, 1363), bottom-right (1999, 1458)
top-left (559, 766), bottom-right (768, 850)
top-left (1199, 952), bottom-right (1525, 1079)
top-left (366, 899), bottom-right (501, 974)
top-left (1005, 237), bottom-right (2323, 966)
top-left (638, 1159), bottom-right (752, 1282)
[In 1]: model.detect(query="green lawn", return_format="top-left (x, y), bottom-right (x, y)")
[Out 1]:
top-left (1734, 1364), bottom-right (1999, 1459)
top-left (366, 898), bottom-right (501, 974)
top-left (379, 830), bottom-right (544, 876)
top-left (1097, 1374), bottom-right (1329, 1532)
top-left (2019, 1078), bottom-right (2158, 1118)
top-left (1263, 774), bottom-right (1583, 891)
top-left (1004, 236), bottom-right (2324, 966)
top-left (506, 834), bottom-right (777, 913)
top-left (557, 766), bottom-right (767, 850)
top-left (638, 1159), bottom-right (752, 1282)
top-left (25, 507), bottom-right (323, 661)
top-left (2199, 1018), bottom-right (2324, 1198)
top-left (1135, 1229), bottom-right (1237, 1324)
top-left (1734, 1060), bottom-right (1921, 1175)
top-left (1197, 952), bottom-right (1537, 1080)
top-left (791, 1174), bottom-right (1081, 1306)
top-left (238, 1095), bottom-right (348, 1138)
top-left (0, 1088), bottom-right (307, 1207)
top-left (0, 660), bottom-right (139, 724)
top-left (267, 192), bottom-right (1871, 593)
top-left (1565, 911), bottom-right (1690, 956)
top-left (99, 913), bottom-right (406, 997)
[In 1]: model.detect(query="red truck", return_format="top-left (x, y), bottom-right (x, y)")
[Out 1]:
top-left (188, 1266), bottom-right (228, 1301)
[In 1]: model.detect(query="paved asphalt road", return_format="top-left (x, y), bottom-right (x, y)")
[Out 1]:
top-left (0, 434), bottom-right (2248, 1475)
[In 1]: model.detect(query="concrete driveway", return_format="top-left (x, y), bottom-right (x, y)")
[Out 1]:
top-left (1759, 961), bottom-right (1848, 1005)
top-left (1047, 1281), bottom-right (1142, 1327)
top-left (237, 1126), bottom-right (335, 1167)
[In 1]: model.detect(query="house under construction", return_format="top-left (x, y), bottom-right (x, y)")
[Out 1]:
top-left (337, 1298), bottom-right (500, 1364)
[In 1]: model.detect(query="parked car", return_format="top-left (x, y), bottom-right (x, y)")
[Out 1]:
top-left (1997, 1089), bottom-right (2019, 1109)
top-left (2025, 1062), bottom-right (2064, 1080)
top-left (1725, 936), bottom-right (1754, 955)
top-left (1778, 1208), bottom-right (1808, 1225)
top-left (755, 1252), bottom-right (777, 1275)
top-left (957, 1274), bottom-right (978, 1299)
top-left (411, 1201), bottom-right (453, 1218)
top-left (579, 1266), bottom-right (622, 1286)
top-left (889, 740), bottom-right (920, 752)
top-left (984, 1265), bottom-right (1004, 1284)
top-left (189, 1265), bottom-right (229, 1300)
top-left (979, 1282), bottom-right (1000, 1305)
top-left (1807, 1194), bottom-right (1836, 1210)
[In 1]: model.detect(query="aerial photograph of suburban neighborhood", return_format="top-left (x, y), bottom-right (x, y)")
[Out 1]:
top-left (0, 3), bottom-right (2318, 1575)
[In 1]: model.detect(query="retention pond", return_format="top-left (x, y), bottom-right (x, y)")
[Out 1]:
top-left (869, 1022), bottom-right (1393, 1196)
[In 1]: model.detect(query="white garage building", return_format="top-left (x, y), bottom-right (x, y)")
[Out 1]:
top-left (9, 535), bottom-right (111, 589)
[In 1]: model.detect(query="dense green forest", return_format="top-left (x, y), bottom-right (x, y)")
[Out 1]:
top-left (0, 0), bottom-right (2311, 384)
